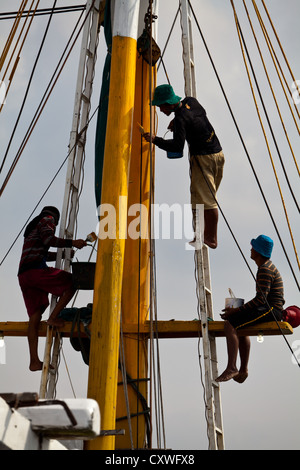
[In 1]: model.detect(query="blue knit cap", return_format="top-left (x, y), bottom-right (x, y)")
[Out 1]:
top-left (251, 235), bottom-right (273, 258)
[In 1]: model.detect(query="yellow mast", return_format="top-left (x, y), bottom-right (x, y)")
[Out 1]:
top-left (116, 54), bottom-right (156, 449)
top-left (86, 0), bottom-right (141, 451)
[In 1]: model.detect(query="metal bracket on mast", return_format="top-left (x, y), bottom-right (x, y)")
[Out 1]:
top-left (179, 0), bottom-right (225, 450)
top-left (39, 0), bottom-right (102, 399)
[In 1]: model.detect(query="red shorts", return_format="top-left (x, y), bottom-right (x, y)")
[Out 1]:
top-left (18, 267), bottom-right (73, 317)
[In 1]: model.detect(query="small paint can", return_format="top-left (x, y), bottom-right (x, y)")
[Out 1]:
top-left (225, 298), bottom-right (244, 309)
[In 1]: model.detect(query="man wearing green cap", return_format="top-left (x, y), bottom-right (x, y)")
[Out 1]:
top-left (143, 84), bottom-right (224, 248)
top-left (216, 235), bottom-right (285, 383)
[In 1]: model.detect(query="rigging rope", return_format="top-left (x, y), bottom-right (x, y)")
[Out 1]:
top-left (0, 0), bottom-right (28, 72)
top-left (187, 0), bottom-right (299, 290)
top-left (184, 0), bottom-right (300, 368)
top-left (119, 317), bottom-right (135, 450)
top-left (137, 58), bottom-right (151, 449)
top-left (0, 0), bottom-right (40, 112)
top-left (156, 5), bottom-right (180, 85)
top-left (0, 5), bottom-right (86, 21)
top-left (230, 0), bottom-right (299, 271)
top-left (0, 104), bottom-right (99, 267)
top-left (195, 146), bottom-right (300, 368)
top-left (242, 0), bottom-right (300, 181)
top-left (0, 4), bottom-right (87, 196)
top-left (153, 0), bottom-right (299, 373)
top-left (0, 0), bottom-right (41, 114)
top-left (260, 0), bottom-right (300, 108)
top-left (145, 0), bottom-right (166, 449)
top-left (0, 0), bottom-right (58, 173)
top-left (252, 0), bottom-right (300, 131)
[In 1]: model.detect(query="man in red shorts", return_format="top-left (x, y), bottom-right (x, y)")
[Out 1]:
top-left (18, 206), bottom-right (87, 371)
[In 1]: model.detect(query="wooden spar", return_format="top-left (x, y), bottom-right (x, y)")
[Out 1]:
top-left (0, 320), bottom-right (293, 338)
top-left (86, 0), bottom-right (141, 451)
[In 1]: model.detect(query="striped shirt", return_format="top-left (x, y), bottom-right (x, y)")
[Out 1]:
top-left (238, 259), bottom-right (285, 313)
top-left (18, 216), bottom-right (72, 275)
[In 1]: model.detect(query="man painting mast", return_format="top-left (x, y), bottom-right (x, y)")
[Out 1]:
top-left (143, 84), bottom-right (225, 248)
top-left (18, 206), bottom-right (87, 371)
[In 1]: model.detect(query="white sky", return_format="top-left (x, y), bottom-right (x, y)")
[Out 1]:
top-left (0, 0), bottom-right (299, 450)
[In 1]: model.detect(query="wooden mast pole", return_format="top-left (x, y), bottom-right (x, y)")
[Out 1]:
top-left (116, 53), bottom-right (156, 450)
top-left (115, 0), bottom-right (158, 449)
top-left (86, 0), bottom-right (141, 451)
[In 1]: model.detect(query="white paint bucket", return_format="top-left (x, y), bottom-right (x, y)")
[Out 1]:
top-left (225, 298), bottom-right (244, 309)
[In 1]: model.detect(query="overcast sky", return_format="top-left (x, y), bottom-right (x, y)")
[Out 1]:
top-left (0, 0), bottom-right (299, 450)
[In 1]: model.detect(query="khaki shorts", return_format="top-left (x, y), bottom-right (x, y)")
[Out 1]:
top-left (190, 151), bottom-right (225, 210)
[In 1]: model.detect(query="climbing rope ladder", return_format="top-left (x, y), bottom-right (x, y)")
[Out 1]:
top-left (39, 0), bottom-right (101, 398)
top-left (180, 0), bottom-right (225, 449)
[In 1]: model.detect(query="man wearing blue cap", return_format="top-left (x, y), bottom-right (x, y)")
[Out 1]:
top-left (143, 84), bottom-right (224, 249)
top-left (216, 235), bottom-right (285, 383)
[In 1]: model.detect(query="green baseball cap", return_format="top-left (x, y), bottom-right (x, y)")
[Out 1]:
top-left (152, 84), bottom-right (181, 106)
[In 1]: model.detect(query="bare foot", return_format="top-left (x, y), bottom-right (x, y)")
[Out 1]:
top-left (215, 368), bottom-right (239, 382)
top-left (29, 360), bottom-right (54, 372)
top-left (188, 238), bottom-right (218, 249)
top-left (233, 371), bottom-right (248, 383)
top-left (29, 360), bottom-right (43, 371)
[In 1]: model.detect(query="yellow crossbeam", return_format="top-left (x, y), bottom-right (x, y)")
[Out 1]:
top-left (0, 320), bottom-right (293, 338)
top-left (0, 321), bottom-right (86, 337)
top-left (123, 320), bottom-right (293, 338)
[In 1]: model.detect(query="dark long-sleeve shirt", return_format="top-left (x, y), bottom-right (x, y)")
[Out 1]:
top-left (153, 97), bottom-right (222, 156)
top-left (237, 259), bottom-right (285, 313)
top-left (18, 215), bottom-right (72, 275)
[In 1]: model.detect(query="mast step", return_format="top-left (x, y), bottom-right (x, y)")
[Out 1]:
top-left (212, 380), bottom-right (220, 389)
top-left (81, 93), bottom-right (91, 104)
top-left (100, 429), bottom-right (125, 436)
top-left (86, 48), bottom-right (94, 58)
top-left (70, 182), bottom-right (79, 192)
